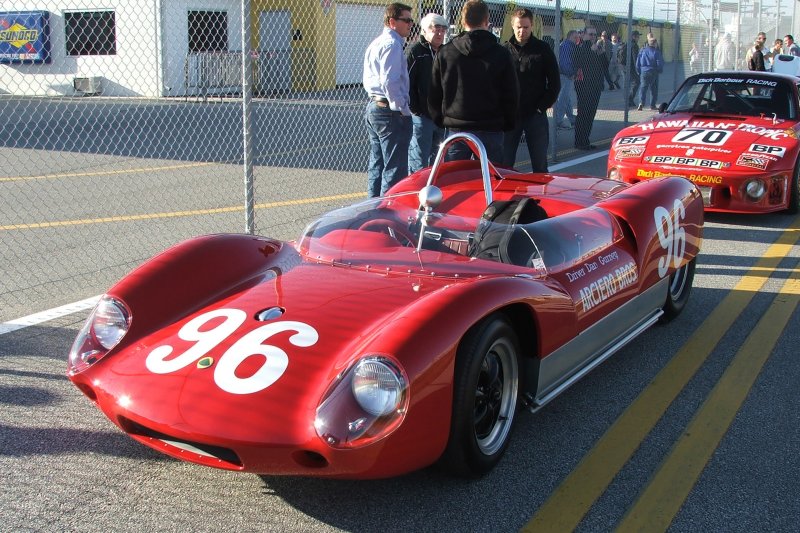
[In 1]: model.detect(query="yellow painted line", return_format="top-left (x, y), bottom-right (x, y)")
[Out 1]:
top-left (616, 260), bottom-right (800, 531)
top-left (522, 216), bottom-right (800, 532)
top-left (0, 192), bottom-right (366, 231)
top-left (1, 138), bottom-right (364, 183)
top-left (0, 161), bottom-right (214, 182)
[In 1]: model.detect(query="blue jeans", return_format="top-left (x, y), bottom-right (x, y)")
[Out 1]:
top-left (640, 70), bottom-right (659, 107)
top-left (445, 129), bottom-right (504, 164)
top-left (408, 114), bottom-right (445, 173)
top-left (365, 102), bottom-right (411, 198)
top-left (502, 112), bottom-right (549, 172)
top-left (554, 74), bottom-right (576, 126)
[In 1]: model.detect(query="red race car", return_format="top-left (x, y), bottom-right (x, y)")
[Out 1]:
top-left (69, 134), bottom-right (703, 479)
top-left (608, 71), bottom-right (800, 214)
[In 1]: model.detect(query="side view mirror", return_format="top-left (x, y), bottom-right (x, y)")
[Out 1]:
top-left (658, 102), bottom-right (668, 113)
top-left (418, 185), bottom-right (443, 210)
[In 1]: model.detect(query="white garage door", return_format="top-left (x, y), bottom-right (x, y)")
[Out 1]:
top-left (336, 4), bottom-right (385, 85)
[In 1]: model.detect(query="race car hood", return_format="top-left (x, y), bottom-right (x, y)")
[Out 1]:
top-left (612, 112), bottom-right (798, 172)
top-left (73, 242), bottom-right (462, 446)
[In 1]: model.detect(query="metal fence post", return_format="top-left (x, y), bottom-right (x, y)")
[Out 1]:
top-left (550, 0), bottom-right (562, 163)
top-left (242, 0), bottom-right (255, 235)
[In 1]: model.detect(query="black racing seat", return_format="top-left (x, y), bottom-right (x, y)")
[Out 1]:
top-left (770, 87), bottom-right (791, 118)
top-left (469, 198), bottom-right (548, 266)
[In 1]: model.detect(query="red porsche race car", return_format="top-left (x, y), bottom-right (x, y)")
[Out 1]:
top-left (608, 71), bottom-right (800, 214)
top-left (68, 134), bottom-right (703, 479)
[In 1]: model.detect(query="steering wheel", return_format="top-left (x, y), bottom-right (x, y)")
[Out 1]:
top-left (358, 219), bottom-right (416, 247)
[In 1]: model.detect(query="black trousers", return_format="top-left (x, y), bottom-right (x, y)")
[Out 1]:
top-left (574, 82), bottom-right (602, 147)
top-left (628, 69), bottom-right (641, 104)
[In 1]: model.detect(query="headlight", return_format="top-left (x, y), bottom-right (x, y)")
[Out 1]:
top-left (608, 167), bottom-right (621, 181)
top-left (315, 355), bottom-right (409, 448)
top-left (352, 357), bottom-right (406, 416)
top-left (744, 179), bottom-right (766, 201)
top-left (68, 296), bottom-right (131, 374)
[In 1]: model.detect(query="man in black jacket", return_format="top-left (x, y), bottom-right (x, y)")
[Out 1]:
top-left (619, 30), bottom-right (641, 107)
top-left (501, 8), bottom-right (560, 171)
top-left (407, 12), bottom-right (447, 173)
top-left (428, 0), bottom-right (518, 163)
top-left (574, 27), bottom-right (605, 150)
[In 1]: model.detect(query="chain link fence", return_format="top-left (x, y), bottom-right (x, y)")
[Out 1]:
top-left (1, 0), bottom-right (796, 321)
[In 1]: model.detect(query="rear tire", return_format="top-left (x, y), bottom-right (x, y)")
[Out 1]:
top-left (660, 258), bottom-right (696, 322)
top-left (439, 315), bottom-right (521, 477)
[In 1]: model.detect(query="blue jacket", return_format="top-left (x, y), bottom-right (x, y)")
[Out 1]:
top-left (558, 39), bottom-right (577, 77)
top-left (636, 44), bottom-right (664, 75)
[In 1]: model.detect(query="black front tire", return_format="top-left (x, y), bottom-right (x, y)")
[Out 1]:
top-left (439, 315), bottom-right (521, 477)
top-left (660, 258), bottom-right (696, 322)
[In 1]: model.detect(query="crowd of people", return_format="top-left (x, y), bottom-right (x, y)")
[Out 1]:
top-left (361, 1), bottom-right (676, 196)
top-left (364, 1), bottom-right (558, 197)
top-left (692, 32), bottom-right (800, 74)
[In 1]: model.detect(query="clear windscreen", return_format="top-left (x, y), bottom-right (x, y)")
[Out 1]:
top-left (297, 193), bottom-right (619, 277)
top-left (668, 75), bottom-right (795, 119)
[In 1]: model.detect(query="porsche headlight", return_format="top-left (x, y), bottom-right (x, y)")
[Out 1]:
top-left (352, 357), bottom-right (406, 416)
top-left (744, 179), bottom-right (767, 201)
top-left (68, 296), bottom-right (131, 374)
top-left (314, 355), bottom-right (409, 448)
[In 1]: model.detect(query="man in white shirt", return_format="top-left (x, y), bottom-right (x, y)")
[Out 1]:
top-left (363, 3), bottom-right (413, 197)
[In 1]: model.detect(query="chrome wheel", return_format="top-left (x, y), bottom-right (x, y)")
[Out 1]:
top-left (474, 336), bottom-right (519, 455)
top-left (669, 261), bottom-right (690, 302)
top-left (661, 258), bottom-right (696, 322)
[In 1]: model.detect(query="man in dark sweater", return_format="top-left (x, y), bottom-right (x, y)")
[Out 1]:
top-left (428, 0), bottom-right (518, 163)
top-left (501, 8), bottom-right (560, 171)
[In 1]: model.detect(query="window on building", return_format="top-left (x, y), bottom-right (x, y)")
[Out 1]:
top-left (188, 11), bottom-right (228, 52)
top-left (65, 11), bottom-right (116, 56)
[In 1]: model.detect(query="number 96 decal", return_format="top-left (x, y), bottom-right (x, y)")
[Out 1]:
top-left (654, 199), bottom-right (687, 278)
top-left (145, 309), bottom-right (319, 395)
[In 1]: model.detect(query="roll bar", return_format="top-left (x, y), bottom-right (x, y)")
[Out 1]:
top-left (425, 132), bottom-right (499, 207)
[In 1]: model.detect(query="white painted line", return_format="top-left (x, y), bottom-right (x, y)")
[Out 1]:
top-left (0, 152), bottom-right (609, 337)
top-left (550, 150), bottom-right (610, 171)
top-left (0, 295), bottom-right (100, 335)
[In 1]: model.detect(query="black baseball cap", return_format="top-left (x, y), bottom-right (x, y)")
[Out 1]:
top-left (631, 30), bottom-right (640, 37)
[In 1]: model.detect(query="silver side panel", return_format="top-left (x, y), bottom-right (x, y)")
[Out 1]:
top-left (529, 277), bottom-right (669, 412)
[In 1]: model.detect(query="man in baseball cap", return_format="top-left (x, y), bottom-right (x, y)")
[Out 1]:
top-left (407, 12), bottom-right (448, 172)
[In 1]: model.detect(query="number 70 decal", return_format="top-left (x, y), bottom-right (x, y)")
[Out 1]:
top-left (145, 309), bottom-right (319, 395)
top-left (654, 199), bottom-right (687, 278)
top-left (671, 128), bottom-right (732, 145)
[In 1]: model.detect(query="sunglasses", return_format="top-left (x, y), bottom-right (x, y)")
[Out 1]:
top-left (394, 17), bottom-right (414, 24)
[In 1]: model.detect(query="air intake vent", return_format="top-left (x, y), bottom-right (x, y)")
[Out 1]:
top-left (118, 416), bottom-right (242, 467)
